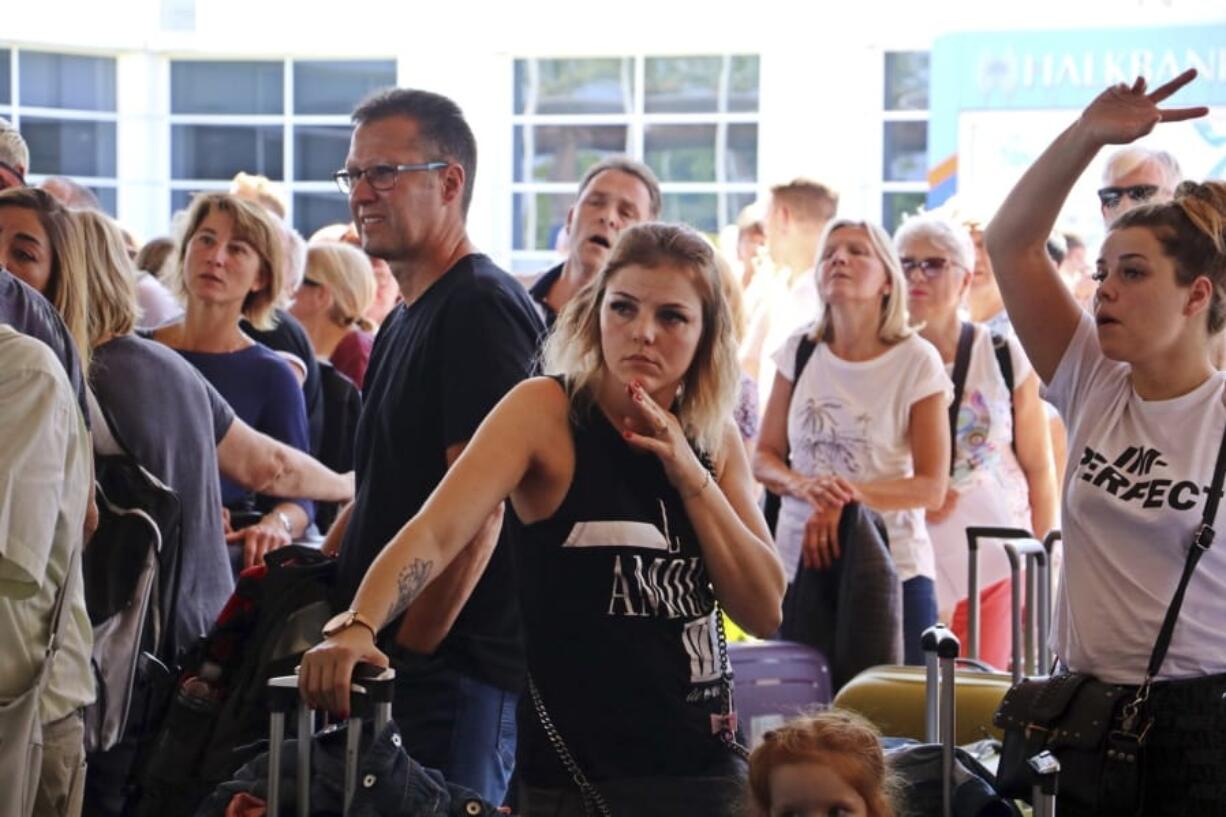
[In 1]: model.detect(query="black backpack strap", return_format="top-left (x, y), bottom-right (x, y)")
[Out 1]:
top-left (947, 322), bottom-right (975, 476)
top-left (762, 333), bottom-right (818, 535)
top-left (1143, 418), bottom-right (1226, 682)
top-left (991, 332), bottom-right (1017, 454)
top-left (793, 334), bottom-right (817, 393)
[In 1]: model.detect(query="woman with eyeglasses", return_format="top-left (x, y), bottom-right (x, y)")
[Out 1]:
top-left (754, 219), bottom-right (951, 665)
top-left (290, 242), bottom-right (377, 389)
top-left (986, 70), bottom-right (1226, 811)
top-left (896, 213), bottom-right (1057, 670)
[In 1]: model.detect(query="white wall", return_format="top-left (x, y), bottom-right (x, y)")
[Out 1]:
top-left (6, 0), bottom-right (1225, 256)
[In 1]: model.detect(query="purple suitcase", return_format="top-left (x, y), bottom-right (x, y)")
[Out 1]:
top-left (729, 640), bottom-right (832, 747)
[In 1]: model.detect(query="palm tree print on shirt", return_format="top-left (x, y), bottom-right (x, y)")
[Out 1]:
top-left (796, 396), bottom-right (871, 475)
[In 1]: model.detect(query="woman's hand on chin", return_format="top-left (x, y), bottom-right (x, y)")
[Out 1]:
top-left (619, 379), bottom-right (709, 495)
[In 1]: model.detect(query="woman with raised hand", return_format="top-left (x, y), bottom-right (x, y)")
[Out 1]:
top-left (153, 192), bottom-right (314, 566)
top-left (896, 213), bottom-right (1057, 670)
top-left (300, 222), bottom-right (785, 816)
top-left (753, 219), bottom-right (951, 665)
top-left (985, 69), bottom-right (1225, 810)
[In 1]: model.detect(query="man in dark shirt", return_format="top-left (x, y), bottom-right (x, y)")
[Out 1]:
top-left (527, 155), bottom-right (660, 331)
top-left (0, 266), bottom-right (88, 423)
top-left (323, 88), bottom-right (542, 805)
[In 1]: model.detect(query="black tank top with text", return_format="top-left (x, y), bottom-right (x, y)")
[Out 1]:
top-left (515, 388), bottom-right (729, 786)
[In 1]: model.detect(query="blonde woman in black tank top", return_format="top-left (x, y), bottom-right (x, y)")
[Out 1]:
top-left (301, 223), bottom-right (785, 815)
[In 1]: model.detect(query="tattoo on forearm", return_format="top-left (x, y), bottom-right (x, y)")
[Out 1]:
top-left (387, 558), bottom-right (434, 621)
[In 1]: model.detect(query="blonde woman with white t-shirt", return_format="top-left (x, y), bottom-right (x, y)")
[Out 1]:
top-left (986, 69), bottom-right (1226, 811)
top-left (895, 214), bottom-right (1058, 671)
top-left (755, 219), bottom-right (951, 665)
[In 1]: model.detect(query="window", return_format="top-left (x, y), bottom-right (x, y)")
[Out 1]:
top-left (512, 54), bottom-right (760, 275)
top-left (3, 50), bottom-right (119, 215)
top-left (169, 59), bottom-right (395, 237)
top-left (881, 51), bottom-right (930, 233)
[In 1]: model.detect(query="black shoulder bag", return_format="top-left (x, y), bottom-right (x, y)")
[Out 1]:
top-left (993, 420), bottom-right (1226, 814)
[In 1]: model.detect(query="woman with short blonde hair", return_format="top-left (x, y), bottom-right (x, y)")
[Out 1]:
top-left (154, 192), bottom-right (314, 558)
top-left (290, 242), bottom-right (376, 388)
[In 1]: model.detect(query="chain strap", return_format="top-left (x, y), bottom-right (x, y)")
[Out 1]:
top-left (713, 603), bottom-right (750, 761)
top-left (527, 676), bottom-right (613, 817)
top-left (529, 602), bottom-right (748, 817)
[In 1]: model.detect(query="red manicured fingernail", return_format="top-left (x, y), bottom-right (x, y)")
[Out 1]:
top-left (623, 431), bottom-right (633, 439)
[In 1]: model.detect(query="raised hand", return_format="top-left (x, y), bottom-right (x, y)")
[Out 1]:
top-left (1076, 69), bottom-right (1208, 147)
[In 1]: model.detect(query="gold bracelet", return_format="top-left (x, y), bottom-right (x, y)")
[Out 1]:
top-left (682, 468), bottom-right (712, 500)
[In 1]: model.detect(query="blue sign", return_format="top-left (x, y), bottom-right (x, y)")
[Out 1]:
top-left (928, 23), bottom-right (1226, 206)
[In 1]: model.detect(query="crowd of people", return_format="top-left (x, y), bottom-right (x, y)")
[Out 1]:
top-left (1, 65), bottom-right (1224, 817)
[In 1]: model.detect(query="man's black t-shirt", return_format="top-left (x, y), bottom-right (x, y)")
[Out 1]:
top-left (337, 254), bottom-right (543, 691)
top-left (527, 262), bottom-right (563, 332)
top-left (242, 309), bottom-right (324, 456)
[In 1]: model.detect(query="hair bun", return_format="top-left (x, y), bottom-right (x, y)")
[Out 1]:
top-left (1174, 180), bottom-right (1226, 254)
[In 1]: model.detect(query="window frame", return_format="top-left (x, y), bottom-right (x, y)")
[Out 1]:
top-left (3, 48), bottom-right (120, 214)
top-left (166, 57), bottom-right (394, 236)
top-left (880, 49), bottom-right (931, 233)
top-left (510, 53), bottom-right (761, 274)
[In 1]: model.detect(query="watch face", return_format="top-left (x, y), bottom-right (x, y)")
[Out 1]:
top-left (323, 611), bottom-right (353, 636)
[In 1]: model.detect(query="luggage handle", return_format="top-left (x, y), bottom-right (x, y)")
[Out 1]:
top-left (266, 663), bottom-right (396, 817)
top-left (921, 624), bottom-right (960, 817)
top-left (966, 527), bottom-right (1051, 681)
top-left (1028, 750), bottom-right (1061, 817)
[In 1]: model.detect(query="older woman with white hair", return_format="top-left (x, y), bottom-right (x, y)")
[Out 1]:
top-left (754, 219), bottom-right (952, 664)
top-left (896, 214), bottom-right (1058, 669)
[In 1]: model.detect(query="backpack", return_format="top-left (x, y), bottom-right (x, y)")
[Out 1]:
top-left (83, 404), bottom-right (184, 755)
top-left (886, 740), bottom-right (1021, 817)
top-left (134, 545), bottom-right (337, 817)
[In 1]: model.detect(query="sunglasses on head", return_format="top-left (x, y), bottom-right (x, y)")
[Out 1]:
top-left (900, 256), bottom-right (959, 279)
top-left (1097, 184), bottom-right (1160, 209)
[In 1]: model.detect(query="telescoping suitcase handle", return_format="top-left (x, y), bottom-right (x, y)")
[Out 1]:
top-left (922, 624), bottom-right (959, 817)
top-left (966, 527), bottom-right (1053, 682)
top-left (266, 663), bottom-right (396, 817)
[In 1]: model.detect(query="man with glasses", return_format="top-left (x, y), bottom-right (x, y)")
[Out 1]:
top-left (1098, 146), bottom-right (1182, 225)
top-left (321, 88), bottom-right (542, 806)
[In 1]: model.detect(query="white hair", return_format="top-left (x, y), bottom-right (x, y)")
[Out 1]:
top-left (893, 212), bottom-right (975, 272)
top-left (1102, 147), bottom-right (1182, 192)
top-left (0, 118), bottom-right (29, 173)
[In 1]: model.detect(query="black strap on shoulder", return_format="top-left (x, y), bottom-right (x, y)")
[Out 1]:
top-left (761, 334), bottom-right (819, 535)
top-left (793, 335), bottom-right (817, 396)
top-left (1145, 418), bottom-right (1226, 680)
top-left (991, 332), bottom-right (1017, 454)
top-left (947, 322), bottom-right (975, 476)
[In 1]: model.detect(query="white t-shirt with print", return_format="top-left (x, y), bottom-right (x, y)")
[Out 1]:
top-left (1047, 312), bottom-right (1226, 684)
top-left (930, 325), bottom-right (1035, 613)
top-left (773, 326), bottom-right (951, 583)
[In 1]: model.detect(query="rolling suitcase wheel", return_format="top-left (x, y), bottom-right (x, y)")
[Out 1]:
top-left (265, 664), bottom-right (396, 817)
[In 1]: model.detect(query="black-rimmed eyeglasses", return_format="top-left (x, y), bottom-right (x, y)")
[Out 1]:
top-left (332, 162), bottom-right (448, 194)
top-left (900, 256), bottom-right (961, 279)
top-left (1097, 184), bottom-right (1160, 209)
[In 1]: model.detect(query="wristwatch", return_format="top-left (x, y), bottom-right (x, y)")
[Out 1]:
top-left (322, 609), bottom-right (377, 639)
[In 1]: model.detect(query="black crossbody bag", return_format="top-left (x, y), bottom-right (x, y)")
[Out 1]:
top-left (993, 420), bottom-right (1226, 813)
